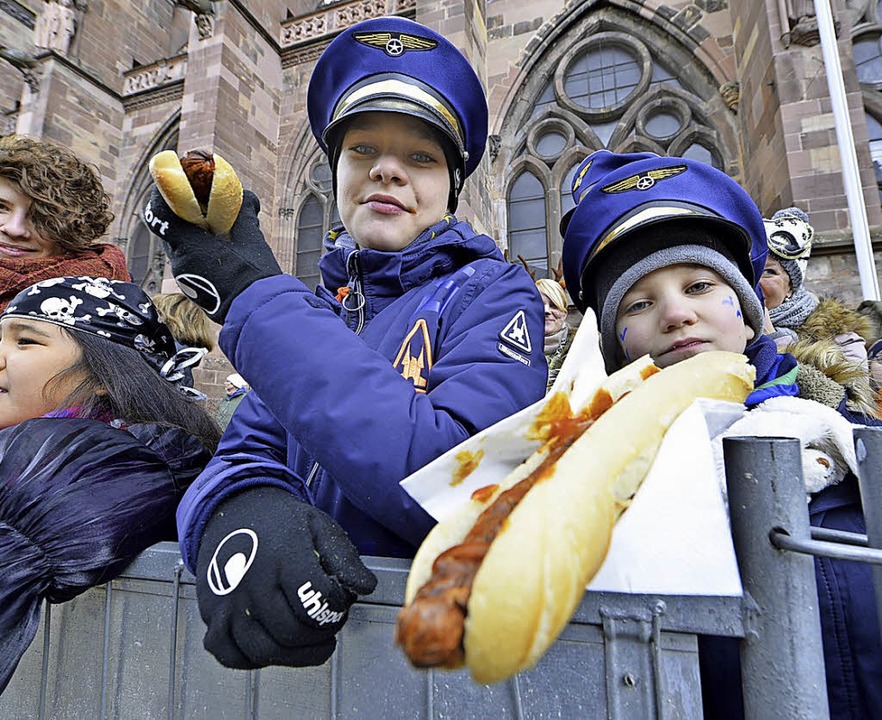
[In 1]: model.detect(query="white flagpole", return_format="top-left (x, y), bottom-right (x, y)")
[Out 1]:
top-left (813, 0), bottom-right (880, 300)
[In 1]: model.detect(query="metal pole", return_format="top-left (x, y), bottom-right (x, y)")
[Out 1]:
top-left (813, 0), bottom-right (880, 300)
top-left (814, 0), bottom-right (880, 300)
top-left (723, 436), bottom-right (829, 720)
top-left (853, 426), bottom-right (882, 646)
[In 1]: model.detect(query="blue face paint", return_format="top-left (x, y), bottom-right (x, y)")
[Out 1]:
top-left (620, 327), bottom-right (630, 361)
top-left (722, 294), bottom-right (743, 319)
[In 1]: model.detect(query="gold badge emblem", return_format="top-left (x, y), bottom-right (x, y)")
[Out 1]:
top-left (571, 158), bottom-right (593, 196)
top-left (601, 165), bottom-right (687, 194)
top-left (393, 319), bottom-right (434, 392)
top-left (354, 32), bottom-right (438, 57)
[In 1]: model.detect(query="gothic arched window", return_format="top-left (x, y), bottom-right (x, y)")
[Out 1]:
top-left (290, 155), bottom-right (339, 289)
top-left (122, 125), bottom-right (179, 293)
top-left (295, 194), bottom-right (324, 289)
top-left (502, 10), bottom-right (734, 279)
top-left (853, 10), bottom-right (882, 207)
top-left (866, 112), bottom-right (882, 202)
top-left (854, 33), bottom-right (882, 87)
top-left (508, 170), bottom-right (548, 276)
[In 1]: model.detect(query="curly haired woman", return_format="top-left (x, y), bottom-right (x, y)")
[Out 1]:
top-left (0, 135), bottom-right (130, 311)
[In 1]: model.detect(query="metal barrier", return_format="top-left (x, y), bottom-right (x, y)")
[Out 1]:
top-left (724, 437), bottom-right (828, 720)
top-left (1, 431), bottom-right (881, 719)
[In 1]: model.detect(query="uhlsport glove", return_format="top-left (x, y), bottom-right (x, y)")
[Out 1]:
top-left (142, 187), bottom-right (282, 323)
top-left (194, 486), bottom-right (378, 669)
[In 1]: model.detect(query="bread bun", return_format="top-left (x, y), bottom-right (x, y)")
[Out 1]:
top-left (399, 350), bottom-right (755, 684)
top-left (148, 149), bottom-right (243, 234)
top-left (403, 354), bottom-right (658, 604)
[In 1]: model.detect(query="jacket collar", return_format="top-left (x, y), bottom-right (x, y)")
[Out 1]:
top-left (318, 215), bottom-right (502, 296)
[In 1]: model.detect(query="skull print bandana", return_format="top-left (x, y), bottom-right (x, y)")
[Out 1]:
top-left (1, 277), bottom-right (201, 392)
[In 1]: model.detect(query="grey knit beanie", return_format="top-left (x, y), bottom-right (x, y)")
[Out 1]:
top-left (594, 241), bottom-right (764, 370)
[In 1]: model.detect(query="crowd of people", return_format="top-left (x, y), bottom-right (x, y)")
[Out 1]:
top-left (1, 13), bottom-right (881, 718)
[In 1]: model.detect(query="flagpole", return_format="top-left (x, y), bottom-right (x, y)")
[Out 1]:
top-left (813, 0), bottom-right (880, 300)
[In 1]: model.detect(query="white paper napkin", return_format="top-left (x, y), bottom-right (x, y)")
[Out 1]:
top-left (587, 398), bottom-right (744, 596)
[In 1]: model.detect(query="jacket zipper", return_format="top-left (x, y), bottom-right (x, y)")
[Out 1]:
top-left (307, 250), bottom-right (365, 490)
top-left (341, 250), bottom-right (365, 334)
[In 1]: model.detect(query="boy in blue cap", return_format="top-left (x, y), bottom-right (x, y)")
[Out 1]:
top-left (141, 17), bottom-right (546, 670)
top-left (561, 149), bottom-right (882, 720)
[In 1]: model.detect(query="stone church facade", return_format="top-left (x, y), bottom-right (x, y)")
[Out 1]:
top-left (3, 0), bottom-right (882, 384)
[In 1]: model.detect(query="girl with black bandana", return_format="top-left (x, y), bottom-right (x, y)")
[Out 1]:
top-left (0, 276), bottom-right (221, 692)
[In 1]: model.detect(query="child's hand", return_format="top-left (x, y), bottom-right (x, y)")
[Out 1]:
top-left (141, 188), bottom-right (282, 323)
top-left (194, 486), bottom-right (377, 669)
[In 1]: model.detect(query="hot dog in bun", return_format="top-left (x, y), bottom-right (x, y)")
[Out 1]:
top-left (148, 149), bottom-right (243, 234)
top-left (396, 350), bottom-right (754, 684)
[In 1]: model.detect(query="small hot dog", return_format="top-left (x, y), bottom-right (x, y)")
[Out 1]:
top-left (396, 350), bottom-right (755, 684)
top-left (148, 149), bottom-right (243, 234)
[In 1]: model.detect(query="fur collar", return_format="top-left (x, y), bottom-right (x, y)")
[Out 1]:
top-left (798, 297), bottom-right (874, 343)
top-left (788, 339), bottom-right (881, 418)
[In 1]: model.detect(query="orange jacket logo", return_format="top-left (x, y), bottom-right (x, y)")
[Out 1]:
top-left (393, 319), bottom-right (434, 392)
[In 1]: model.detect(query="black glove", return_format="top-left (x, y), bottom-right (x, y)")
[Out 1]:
top-left (194, 486), bottom-right (378, 669)
top-left (142, 187), bottom-right (282, 323)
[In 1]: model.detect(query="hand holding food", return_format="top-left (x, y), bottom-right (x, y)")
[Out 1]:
top-left (396, 350), bottom-right (754, 684)
top-left (142, 151), bottom-right (281, 322)
top-left (148, 149), bottom-right (243, 234)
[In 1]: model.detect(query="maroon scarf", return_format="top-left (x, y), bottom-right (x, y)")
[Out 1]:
top-left (0, 244), bottom-right (131, 312)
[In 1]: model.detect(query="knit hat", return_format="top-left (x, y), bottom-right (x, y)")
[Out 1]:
top-left (590, 224), bottom-right (764, 370)
top-left (764, 207), bottom-right (814, 291)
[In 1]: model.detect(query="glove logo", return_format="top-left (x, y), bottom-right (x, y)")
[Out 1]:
top-left (207, 528), bottom-right (258, 596)
top-left (298, 581), bottom-right (346, 626)
top-left (175, 274), bottom-right (223, 317)
top-left (142, 201), bottom-right (169, 237)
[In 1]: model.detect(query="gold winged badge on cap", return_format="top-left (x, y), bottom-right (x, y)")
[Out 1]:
top-left (571, 159), bottom-right (594, 203)
top-left (601, 164), bottom-right (687, 194)
top-left (354, 32), bottom-right (439, 57)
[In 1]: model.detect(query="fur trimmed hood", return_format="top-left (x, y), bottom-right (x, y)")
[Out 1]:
top-left (774, 296), bottom-right (881, 419)
top-left (788, 338), bottom-right (881, 418)
top-left (798, 297), bottom-right (874, 344)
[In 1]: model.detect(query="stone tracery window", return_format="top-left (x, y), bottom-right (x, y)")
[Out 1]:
top-left (854, 32), bottom-right (882, 86)
top-left (292, 156), bottom-right (339, 290)
top-left (505, 21), bottom-right (729, 280)
top-left (124, 127), bottom-right (179, 293)
top-left (507, 170), bottom-right (547, 273)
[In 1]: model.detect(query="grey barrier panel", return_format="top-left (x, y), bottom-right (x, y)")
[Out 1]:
top-left (722, 436), bottom-right (829, 720)
top-left (0, 542), bottom-right (749, 719)
top-left (854, 426), bottom-right (882, 645)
